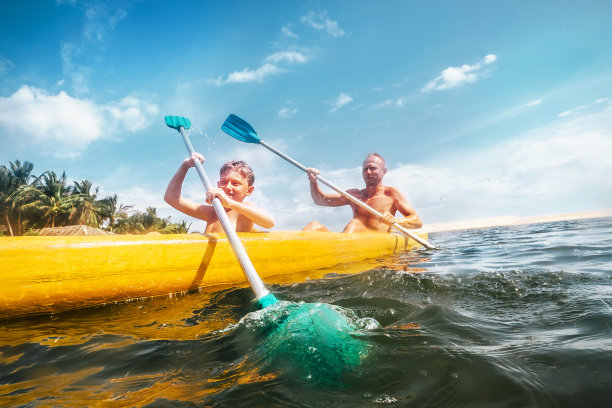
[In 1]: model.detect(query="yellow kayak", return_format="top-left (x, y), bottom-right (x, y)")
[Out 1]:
top-left (0, 230), bottom-right (427, 319)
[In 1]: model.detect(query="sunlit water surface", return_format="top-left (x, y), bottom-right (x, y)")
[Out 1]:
top-left (1, 217), bottom-right (611, 407)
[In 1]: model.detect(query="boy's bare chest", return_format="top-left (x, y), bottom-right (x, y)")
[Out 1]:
top-left (207, 208), bottom-right (250, 233)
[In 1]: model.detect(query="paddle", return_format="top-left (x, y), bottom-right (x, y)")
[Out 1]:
top-left (165, 115), bottom-right (278, 308)
top-left (167, 116), bottom-right (371, 384)
top-left (221, 114), bottom-right (437, 249)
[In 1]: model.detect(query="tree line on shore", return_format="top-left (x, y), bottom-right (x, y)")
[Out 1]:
top-left (0, 160), bottom-right (190, 236)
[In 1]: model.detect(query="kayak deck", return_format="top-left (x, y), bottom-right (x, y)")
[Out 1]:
top-left (0, 230), bottom-right (427, 319)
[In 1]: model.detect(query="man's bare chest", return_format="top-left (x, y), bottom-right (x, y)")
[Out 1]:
top-left (353, 192), bottom-right (394, 214)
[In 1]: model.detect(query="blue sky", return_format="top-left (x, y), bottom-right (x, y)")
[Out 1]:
top-left (1, 0), bottom-right (611, 232)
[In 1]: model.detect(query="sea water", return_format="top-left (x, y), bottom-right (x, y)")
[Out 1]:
top-left (1, 217), bottom-right (611, 407)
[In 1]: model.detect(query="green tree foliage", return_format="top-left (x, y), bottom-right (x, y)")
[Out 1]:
top-left (99, 194), bottom-right (133, 232)
top-left (1, 160), bottom-right (189, 236)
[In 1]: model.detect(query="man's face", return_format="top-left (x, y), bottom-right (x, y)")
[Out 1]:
top-left (362, 155), bottom-right (387, 186)
top-left (218, 170), bottom-right (253, 202)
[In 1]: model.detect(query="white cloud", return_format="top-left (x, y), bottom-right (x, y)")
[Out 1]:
top-left (0, 57), bottom-right (14, 75)
top-left (281, 25), bottom-right (299, 39)
top-left (558, 110), bottom-right (573, 117)
top-left (372, 97), bottom-right (408, 109)
top-left (484, 54), bottom-right (497, 64)
top-left (0, 85), bottom-right (159, 157)
top-left (214, 51), bottom-right (309, 85)
top-left (265, 51), bottom-right (308, 64)
top-left (61, 43), bottom-right (91, 95)
top-left (331, 92), bottom-right (353, 112)
top-left (373, 100), bottom-right (393, 109)
top-left (103, 95), bottom-right (159, 132)
top-left (422, 54), bottom-right (497, 92)
top-left (525, 99), bottom-right (542, 107)
top-left (224, 64), bottom-right (283, 84)
top-left (58, 3), bottom-right (127, 95)
top-left (278, 107), bottom-right (298, 118)
top-left (83, 4), bottom-right (127, 42)
top-left (301, 10), bottom-right (345, 37)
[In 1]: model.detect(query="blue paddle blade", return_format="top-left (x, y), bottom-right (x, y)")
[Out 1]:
top-left (221, 114), bottom-right (261, 144)
top-left (165, 116), bottom-right (191, 130)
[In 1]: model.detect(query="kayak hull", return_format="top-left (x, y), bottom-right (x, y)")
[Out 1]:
top-left (0, 231), bottom-right (426, 319)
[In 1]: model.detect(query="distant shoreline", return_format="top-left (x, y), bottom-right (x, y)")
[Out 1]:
top-left (420, 210), bottom-right (612, 234)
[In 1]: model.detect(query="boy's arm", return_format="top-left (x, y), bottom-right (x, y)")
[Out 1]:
top-left (164, 155), bottom-right (214, 222)
top-left (307, 168), bottom-right (350, 207)
top-left (380, 187), bottom-right (423, 229)
top-left (207, 188), bottom-right (275, 229)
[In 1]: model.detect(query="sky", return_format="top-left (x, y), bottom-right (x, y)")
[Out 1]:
top-left (1, 0), bottom-right (611, 232)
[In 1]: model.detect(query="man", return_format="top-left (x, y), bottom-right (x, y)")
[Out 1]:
top-left (165, 152), bottom-right (274, 233)
top-left (302, 153), bottom-right (422, 232)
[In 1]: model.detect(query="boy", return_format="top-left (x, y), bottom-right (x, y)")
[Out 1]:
top-left (164, 152), bottom-right (274, 233)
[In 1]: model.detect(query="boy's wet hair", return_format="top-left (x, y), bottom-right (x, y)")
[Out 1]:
top-left (220, 160), bottom-right (255, 186)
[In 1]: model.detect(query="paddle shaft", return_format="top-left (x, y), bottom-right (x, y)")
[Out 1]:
top-left (176, 126), bottom-right (271, 299)
top-left (258, 140), bottom-right (436, 249)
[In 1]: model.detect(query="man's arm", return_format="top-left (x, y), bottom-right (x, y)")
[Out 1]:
top-left (206, 188), bottom-right (275, 229)
top-left (382, 187), bottom-right (423, 229)
top-left (306, 168), bottom-right (350, 207)
top-left (164, 154), bottom-right (214, 222)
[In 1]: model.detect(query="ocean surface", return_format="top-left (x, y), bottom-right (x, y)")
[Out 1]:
top-left (1, 217), bottom-right (611, 407)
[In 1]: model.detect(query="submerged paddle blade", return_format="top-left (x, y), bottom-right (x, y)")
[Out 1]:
top-left (165, 116), bottom-right (192, 130)
top-left (241, 301), bottom-right (372, 385)
top-left (221, 114), bottom-right (261, 144)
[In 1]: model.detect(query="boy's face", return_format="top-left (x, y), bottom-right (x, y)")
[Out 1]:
top-left (218, 170), bottom-right (254, 202)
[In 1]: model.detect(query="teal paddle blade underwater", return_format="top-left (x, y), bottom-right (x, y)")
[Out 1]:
top-left (240, 301), bottom-right (373, 385)
top-left (222, 114), bottom-right (436, 249)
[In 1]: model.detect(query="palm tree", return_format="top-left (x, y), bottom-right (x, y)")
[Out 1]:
top-left (162, 219), bottom-right (191, 234)
top-left (142, 206), bottom-right (167, 232)
top-left (9, 160), bottom-right (34, 186)
top-left (9, 160), bottom-right (34, 235)
top-left (176, 220), bottom-right (191, 234)
top-left (0, 166), bottom-right (15, 236)
top-left (22, 171), bottom-right (75, 228)
top-left (68, 179), bottom-right (103, 227)
top-left (99, 194), bottom-right (133, 232)
top-left (113, 207), bottom-right (171, 234)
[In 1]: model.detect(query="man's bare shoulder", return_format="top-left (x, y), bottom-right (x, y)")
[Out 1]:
top-left (346, 187), bottom-right (364, 196)
top-left (384, 185), bottom-right (407, 199)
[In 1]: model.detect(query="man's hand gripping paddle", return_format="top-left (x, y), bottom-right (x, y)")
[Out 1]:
top-left (221, 114), bottom-right (437, 249)
top-left (165, 115), bottom-right (277, 308)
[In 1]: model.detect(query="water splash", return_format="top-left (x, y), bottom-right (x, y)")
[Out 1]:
top-left (188, 127), bottom-right (216, 152)
top-left (236, 301), bottom-right (376, 385)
